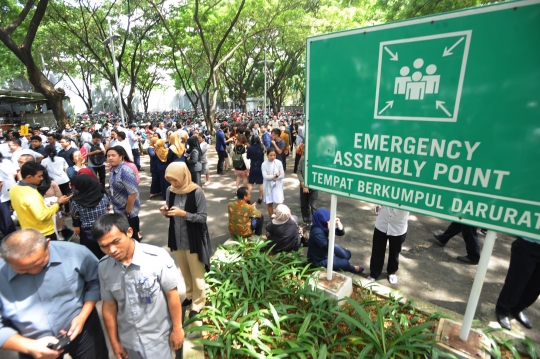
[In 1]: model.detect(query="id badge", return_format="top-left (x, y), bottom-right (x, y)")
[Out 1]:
top-left (138, 278), bottom-right (152, 304)
top-left (272, 181), bottom-right (276, 188)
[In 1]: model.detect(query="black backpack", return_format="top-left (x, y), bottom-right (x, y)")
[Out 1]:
top-left (89, 143), bottom-right (106, 166)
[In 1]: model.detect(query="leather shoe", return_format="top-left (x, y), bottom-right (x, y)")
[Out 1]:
top-left (513, 311), bottom-right (533, 329)
top-left (181, 298), bottom-right (192, 307)
top-left (496, 312), bottom-right (512, 330)
top-left (189, 310), bottom-right (200, 319)
top-left (433, 232), bottom-right (445, 246)
top-left (457, 256), bottom-right (479, 264)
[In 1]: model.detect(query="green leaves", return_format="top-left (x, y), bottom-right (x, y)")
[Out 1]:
top-left (192, 237), bottom-right (444, 358)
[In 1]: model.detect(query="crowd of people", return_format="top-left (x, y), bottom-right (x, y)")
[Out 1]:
top-left (0, 109), bottom-right (537, 358)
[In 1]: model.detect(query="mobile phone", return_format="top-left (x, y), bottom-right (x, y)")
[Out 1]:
top-left (47, 334), bottom-right (70, 350)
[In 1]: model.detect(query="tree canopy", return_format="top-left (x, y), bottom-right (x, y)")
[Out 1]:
top-left (0, 0), bottom-right (502, 126)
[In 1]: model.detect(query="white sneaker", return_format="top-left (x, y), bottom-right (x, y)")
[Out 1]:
top-left (367, 276), bottom-right (376, 282)
top-left (388, 274), bottom-right (398, 284)
top-left (204, 181), bottom-right (210, 186)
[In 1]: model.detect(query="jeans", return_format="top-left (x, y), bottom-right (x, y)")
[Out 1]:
top-left (132, 148), bottom-right (141, 170)
top-left (251, 215), bottom-right (265, 236)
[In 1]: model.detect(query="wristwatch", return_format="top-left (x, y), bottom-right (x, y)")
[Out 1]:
top-left (125, 211), bottom-right (131, 218)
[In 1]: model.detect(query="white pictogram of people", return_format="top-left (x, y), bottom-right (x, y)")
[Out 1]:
top-left (394, 58), bottom-right (440, 100)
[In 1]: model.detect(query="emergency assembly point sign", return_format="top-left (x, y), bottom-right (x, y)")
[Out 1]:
top-left (304, 0), bottom-right (540, 240)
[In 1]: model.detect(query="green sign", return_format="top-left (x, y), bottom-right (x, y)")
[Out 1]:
top-left (305, 1), bottom-right (540, 240)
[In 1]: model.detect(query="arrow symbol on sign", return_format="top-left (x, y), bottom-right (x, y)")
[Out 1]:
top-left (378, 100), bottom-right (394, 115)
top-left (443, 37), bottom-right (465, 57)
top-left (436, 101), bottom-right (452, 117)
top-left (384, 46), bottom-right (398, 61)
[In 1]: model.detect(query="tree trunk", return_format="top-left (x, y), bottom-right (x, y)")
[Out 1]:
top-left (27, 62), bottom-right (68, 128)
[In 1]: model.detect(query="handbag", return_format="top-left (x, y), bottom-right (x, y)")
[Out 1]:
top-left (242, 152), bottom-right (251, 169)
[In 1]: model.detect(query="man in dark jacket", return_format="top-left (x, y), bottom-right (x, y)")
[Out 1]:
top-left (215, 124), bottom-right (227, 175)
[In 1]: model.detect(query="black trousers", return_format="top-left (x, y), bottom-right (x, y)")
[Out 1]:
top-left (128, 215), bottom-right (141, 241)
top-left (91, 166), bottom-right (106, 186)
top-left (58, 182), bottom-right (71, 213)
top-left (293, 153), bottom-right (302, 173)
top-left (369, 228), bottom-right (407, 279)
top-left (80, 227), bottom-right (105, 259)
top-left (438, 222), bottom-right (480, 261)
top-left (496, 238), bottom-right (540, 316)
top-left (19, 308), bottom-right (108, 359)
top-left (300, 188), bottom-right (318, 223)
top-left (217, 150), bottom-right (227, 174)
top-left (0, 201), bottom-right (16, 236)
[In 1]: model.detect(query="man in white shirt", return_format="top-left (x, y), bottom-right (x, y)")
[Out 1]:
top-left (155, 123), bottom-right (168, 140)
top-left (80, 126), bottom-right (93, 145)
top-left (367, 206), bottom-right (409, 284)
top-left (8, 138), bottom-right (44, 164)
top-left (101, 123), bottom-right (112, 143)
top-left (127, 124), bottom-right (142, 170)
top-left (0, 157), bottom-right (17, 235)
top-left (115, 132), bottom-right (134, 162)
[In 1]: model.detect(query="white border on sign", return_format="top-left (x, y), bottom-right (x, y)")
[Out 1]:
top-left (304, 0), bottom-right (540, 240)
top-left (374, 30), bottom-right (472, 122)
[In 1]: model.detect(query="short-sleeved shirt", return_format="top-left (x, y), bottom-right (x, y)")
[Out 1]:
top-left (0, 241), bottom-right (100, 347)
top-left (127, 131), bottom-right (139, 149)
top-left (41, 156), bottom-right (70, 185)
top-left (83, 142), bottom-right (106, 168)
top-left (270, 138), bottom-right (286, 162)
top-left (109, 162), bottom-right (140, 216)
top-left (228, 200), bottom-right (261, 238)
top-left (10, 148), bottom-right (43, 164)
top-left (375, 207), bottom-right (409, 236)
top-left (98, 241), bottom-right (180, 353)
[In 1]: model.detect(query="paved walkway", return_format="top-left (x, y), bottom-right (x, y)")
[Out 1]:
top-left (1, 147), bottom-right (538, 358)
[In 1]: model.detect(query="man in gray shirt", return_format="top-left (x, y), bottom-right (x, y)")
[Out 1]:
top-left (93, 213), bottom-right (184, 359)
top-left (0, 229), bottom-right (108, 358)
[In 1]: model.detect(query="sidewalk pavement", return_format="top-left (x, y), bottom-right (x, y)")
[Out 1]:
top-left (1, 147), bottom-right (537, 359)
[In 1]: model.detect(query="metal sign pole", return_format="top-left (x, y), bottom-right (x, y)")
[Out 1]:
top-left (459, 230), bottom-right (497, 340)
top-left (326, 194), bottom-right (338, 280)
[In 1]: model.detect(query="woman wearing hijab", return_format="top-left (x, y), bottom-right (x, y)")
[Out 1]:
top-left (307, 208), bottom-right (364, 274)
top-left (168, 132), bottom-right (186, 163)
top-left (159, 162), bottom-right (212, 319)
top-left (247, 136), bottom-right (265, 204)
top-left (186, 135), bottom-right (202, 186)
top-left (155, 139), bottom-right (170, 200)
top-left (265, 204), bottom-right (302, 253)
top-left (147, 137), bottom-right (162, 199)
top-left (77, 167), bottom-right (99, 181)
top-left (71, 175), bottom-right (109, 259)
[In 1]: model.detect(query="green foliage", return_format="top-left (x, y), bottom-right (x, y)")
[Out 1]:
top-left (375, 0), bottom-right (505, 22)
top-left (482, 328), bottom-right (537, 359)
top-left (188, 237), bottom-right (442, 358)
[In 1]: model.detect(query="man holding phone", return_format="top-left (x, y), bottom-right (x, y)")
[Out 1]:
top-left (0, 228), bottom-right (108, 358)
top-left (9, 162), bottom-right (72, 241)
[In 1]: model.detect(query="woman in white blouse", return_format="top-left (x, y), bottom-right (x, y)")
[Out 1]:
top-left (41, 145), bottom-right (71, 212)
top-left (261, 149), bottom-right (284, 217)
